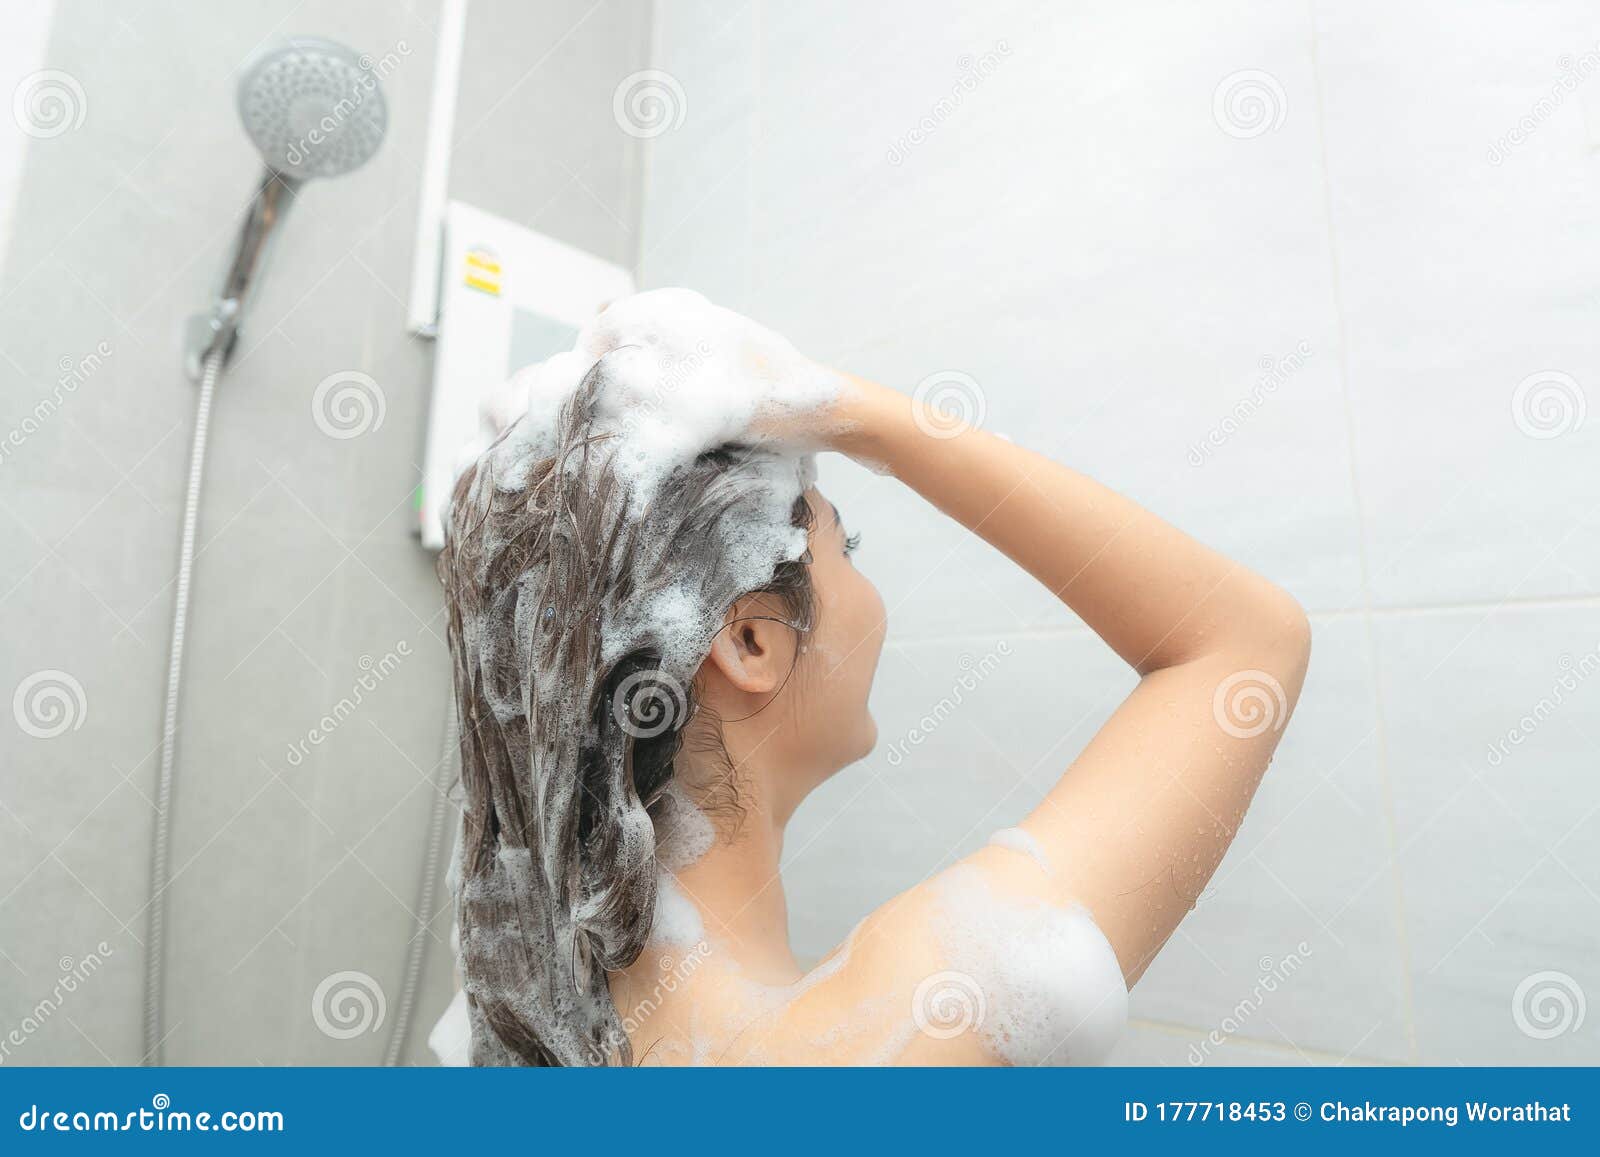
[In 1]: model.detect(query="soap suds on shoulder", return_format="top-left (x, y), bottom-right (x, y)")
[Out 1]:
top-left (924, 865), bottom-right (1127, 1066)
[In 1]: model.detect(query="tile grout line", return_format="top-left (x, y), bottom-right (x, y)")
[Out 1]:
top-left (1305, 0), bottom-right (1419, 1064)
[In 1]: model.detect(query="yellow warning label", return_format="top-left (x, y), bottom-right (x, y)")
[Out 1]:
top-left (464, 246), bottom-right (502, 295)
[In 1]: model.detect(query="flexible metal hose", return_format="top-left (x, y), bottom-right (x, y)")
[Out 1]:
top-left (383, 698), bottom-right (457, 1064)
top-left (146, 347), bottom-right (452, 1066)
top-left (144, 346), bottom-right (224, 1065)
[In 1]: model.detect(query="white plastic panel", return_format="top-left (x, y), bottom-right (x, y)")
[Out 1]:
top-left (418, 199), bottom-right (635, 549)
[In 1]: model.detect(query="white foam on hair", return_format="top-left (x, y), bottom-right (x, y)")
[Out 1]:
top-left (470, 288), bottom-right (832, 681)
top-left (574, 289), bottom-right (837, 486)
top-left (987, 826), bottom-right (1052, 874)
top-left (459, 846), bottom-right (622, 1064)
top-left (927, 865), bottom-right (1127, 1066)
top-left (484, 288), bottom-right (838, 506)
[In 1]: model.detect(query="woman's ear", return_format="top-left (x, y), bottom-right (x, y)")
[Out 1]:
top-left (703, 604), bottom-right (789, 695)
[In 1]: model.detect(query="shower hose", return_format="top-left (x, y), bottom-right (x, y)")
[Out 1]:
top-left (145, 348), bottom-right (456, 1066)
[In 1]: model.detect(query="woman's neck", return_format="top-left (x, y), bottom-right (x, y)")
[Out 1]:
top-left (670, 791), bottom-right (800, 984)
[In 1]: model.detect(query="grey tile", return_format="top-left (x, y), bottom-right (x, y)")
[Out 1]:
top-left (159, 778), bottom-right (315, 1064)
top-left (1315, 1), bottom-right (1600, 607)
top-left (451, 0), bottom-right (650, 270)
top-left (0, 0), bottom-right (648, 1065)
top-left (1373, 602), bottom-right (1600, 1063)
top-left (0, 849), bottom-right (140, 1065)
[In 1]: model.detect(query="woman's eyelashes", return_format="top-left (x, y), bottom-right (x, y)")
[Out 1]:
top-left (843, 532), bottom-right (862, 558)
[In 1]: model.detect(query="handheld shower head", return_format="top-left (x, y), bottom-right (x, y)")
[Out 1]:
top-left (236, 36), bottom-right (388, 180)
top-left (155, 37), bottom-right (394, 1066)
top-left (184, 37), bottom-right (389, 378)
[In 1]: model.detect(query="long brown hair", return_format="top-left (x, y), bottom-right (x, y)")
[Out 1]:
top-left (437, 361), bottom-right (813, 1065)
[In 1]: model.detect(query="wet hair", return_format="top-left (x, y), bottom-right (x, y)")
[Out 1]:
top-left (437, 363), bottom-right (815, 1066)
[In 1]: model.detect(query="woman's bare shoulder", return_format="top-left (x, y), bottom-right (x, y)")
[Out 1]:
top-left (721, 845), bottom-right (1131, 1066)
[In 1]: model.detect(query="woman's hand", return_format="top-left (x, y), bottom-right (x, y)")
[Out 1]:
top-left (574, 288), bottom-right (847, 457)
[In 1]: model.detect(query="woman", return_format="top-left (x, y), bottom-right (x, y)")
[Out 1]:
top-left (435, 289), bottom-right (1311, 1066)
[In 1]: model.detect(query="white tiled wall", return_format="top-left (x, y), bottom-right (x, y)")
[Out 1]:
top-left (0, 0), bottom-right (652, 1064)
top-left (641, 0), bottom-right (1600, 1065)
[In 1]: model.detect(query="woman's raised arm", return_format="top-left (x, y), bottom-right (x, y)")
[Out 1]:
top-left (828, 374), bottom-right (1312, 984)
